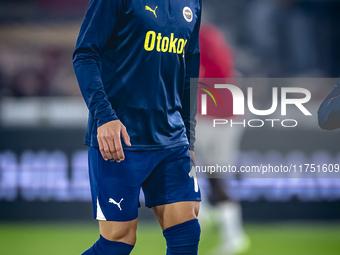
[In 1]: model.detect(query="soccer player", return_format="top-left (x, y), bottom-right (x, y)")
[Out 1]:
top-left (73, 0), bottom-right (202, 254)
top-left (197, 24), bottom-right (249, 255)
top-left (318, 80), bottom-right (340, 130)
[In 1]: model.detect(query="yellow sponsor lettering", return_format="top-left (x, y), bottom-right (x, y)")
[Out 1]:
top-left (144, 31), bottom-right (187, 55)
top-left (177, 39), bottom-right (187, 54)
top-left (156, 33), bottom-right (162, 52)
top-left (169, 33), bottom-right (178, 53)
top-left (161, 37), bottom-right (169, 52)
top-left (144, 31), bottom-right (156, 51)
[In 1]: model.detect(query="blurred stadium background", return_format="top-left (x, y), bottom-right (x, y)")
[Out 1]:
top-left (1, 0), bottom-right (340, 254)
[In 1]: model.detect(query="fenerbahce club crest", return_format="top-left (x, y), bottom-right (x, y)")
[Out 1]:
top-left (183, 7), bottom-right (193, 22)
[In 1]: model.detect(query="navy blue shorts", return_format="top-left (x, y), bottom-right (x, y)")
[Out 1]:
top-left (88, 145), bottom-right (201, 221)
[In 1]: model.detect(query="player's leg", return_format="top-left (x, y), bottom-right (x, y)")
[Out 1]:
top-left (196, 119), bottom-right (249, 254)
top-left (99, 220), bottom-right (138, 244)
top-left (207, 178), bottom-right (231, 205)
top-left (82, 220), bottom-right (137, 255)
top-left (83, 147), bottom-right (147, 255)
top-left (153, 201), bottom-right (201, 255)
top-left (206, 178), bottom-right (249, 255)
top-left (142, 145), bottom-right (201, 255)
top-left (152, 201), bottom-right (200, 230)
top-left (211, 126), bottom-right (249, 255)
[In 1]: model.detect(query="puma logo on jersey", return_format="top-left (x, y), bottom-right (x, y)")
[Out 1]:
top-left (109, 198), bottom-right (124, 211)
top-left (145, 6), bottom-right (158, 18)
top-left (144, 31), bottom-right (188, 56)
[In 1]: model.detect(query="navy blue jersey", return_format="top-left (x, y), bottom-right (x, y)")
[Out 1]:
top-left (318, 79), bottom-right (340, 130)
top-left (73, 0), bottom-right (201, 150)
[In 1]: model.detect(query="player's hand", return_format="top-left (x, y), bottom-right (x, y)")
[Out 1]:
top-left (97, 120), bottom-right (131, 162)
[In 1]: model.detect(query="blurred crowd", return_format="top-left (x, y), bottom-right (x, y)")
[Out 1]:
top-left (204, 0), bottom-right (340, 77)
top-left (0, 0), bottom-right (339, 97)
top-left (0, 46), bottom-right (79, 97)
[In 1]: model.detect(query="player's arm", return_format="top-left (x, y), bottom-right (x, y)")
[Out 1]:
top-left (180, 1), bottom-right (202, 158)
top-left (318, 80), bottom-right (340, 130)
top-left (73, 0), bottom-right (130, 162)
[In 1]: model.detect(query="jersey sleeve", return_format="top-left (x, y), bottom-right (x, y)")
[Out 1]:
top-left (73, 0), bottom-right (125, 127)
top-left (318, 80), bottom-right (340, 130)
top-left (181, 1), bottom-right (202, 151)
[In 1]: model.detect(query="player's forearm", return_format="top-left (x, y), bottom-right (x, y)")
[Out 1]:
top-left (181, 52), bottom-right (200, 151)
top-left (73, 51), bottom-right (119, 126)
top-left (181, 83), bottom-right (197, 151)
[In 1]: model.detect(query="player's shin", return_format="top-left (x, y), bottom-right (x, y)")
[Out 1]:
top-left (82, 235), bottom-right (134, 255)
top-left (163, 219), bottom-right (201, 255)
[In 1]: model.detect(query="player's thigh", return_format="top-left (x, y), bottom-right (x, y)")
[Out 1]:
top-left (89, 147), bottom-right (150, 222)
top-left (99, 219), bottom-right (138, 245)
top-left (142, 145), bottom-right (201, 230)
top-left (142, 145), bottom-right (201, 208)
top-left (153, 201), bottom-right (200, 230)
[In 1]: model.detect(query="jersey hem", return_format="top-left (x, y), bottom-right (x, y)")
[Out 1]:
top-left (145, 197), bottom-right (202, 208)
top-left (94, 215), bottom-right (138, 222)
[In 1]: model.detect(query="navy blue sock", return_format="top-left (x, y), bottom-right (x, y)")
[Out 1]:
top-left (163, 219), bottom-right (201, 255)
top-left (82, 235), bottom-right (134, 255)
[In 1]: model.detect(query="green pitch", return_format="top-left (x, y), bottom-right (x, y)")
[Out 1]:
top-left (0, 221), bottom-right (339, 255)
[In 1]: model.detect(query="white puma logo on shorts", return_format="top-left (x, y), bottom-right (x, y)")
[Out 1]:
top-left (109, 198), bottom-right (124, 211)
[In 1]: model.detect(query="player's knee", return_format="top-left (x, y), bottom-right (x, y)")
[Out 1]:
top-left (163, 219), bottom-right (201, 255)
top-left (112, 228), bottom-right (137, 245)
top-left (100, 220), bottom-right (137, 245)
